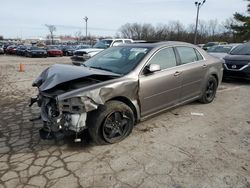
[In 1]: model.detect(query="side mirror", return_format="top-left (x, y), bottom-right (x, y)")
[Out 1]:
top-left (146, 64), bottom-right (161, 73)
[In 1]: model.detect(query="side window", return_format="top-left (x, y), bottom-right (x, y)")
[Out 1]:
top-left (176, 47), bottom-right (198, 64)
top-left (124, 40), bottom-right (132, 44)
top-left (148, 48), bottom-right (177, 70)
top-left (195, 49), bottom-right (204, 61)
top-left (112, 40), bottom-right (123, 46)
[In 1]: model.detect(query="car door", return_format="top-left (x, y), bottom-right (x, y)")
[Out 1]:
top-left (139, 47), bottom-right (182, 117)
top-left (175, 46), bottom-right (207, 102)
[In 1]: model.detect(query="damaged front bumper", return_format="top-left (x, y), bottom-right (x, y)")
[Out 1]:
top-left (30, 94), bottom-right (88, 141)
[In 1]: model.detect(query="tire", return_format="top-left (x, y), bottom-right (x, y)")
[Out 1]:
top-left (199, 75), bottom-right (218, 104)
top-left (87, 101), bottom-right (135, 145)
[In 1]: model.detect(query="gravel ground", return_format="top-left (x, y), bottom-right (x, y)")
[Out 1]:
top-left (0, 55), bottom-right (249, 188)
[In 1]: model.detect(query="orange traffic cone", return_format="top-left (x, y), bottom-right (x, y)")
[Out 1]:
top-left (19, 63), bottom-right (25, 72)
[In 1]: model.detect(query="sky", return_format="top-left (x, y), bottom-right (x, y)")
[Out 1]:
top-left (0, 0), bottom-right (248, 39)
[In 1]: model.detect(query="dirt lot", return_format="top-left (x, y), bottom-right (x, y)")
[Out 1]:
top-left (0, 55), bottom-right (249, 188)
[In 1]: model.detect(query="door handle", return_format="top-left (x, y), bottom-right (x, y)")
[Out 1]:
top-left (174, 71), bottom-right (181, 76)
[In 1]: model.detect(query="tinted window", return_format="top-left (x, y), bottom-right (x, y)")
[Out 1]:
top-left (148, 48), bottom-right (177, 70)
top-left (176, 47), bottom-right (198, 64)
top-left (230, 44), bottom-right (250, 55)
top-left (207, 45), bottom-right (232, 53)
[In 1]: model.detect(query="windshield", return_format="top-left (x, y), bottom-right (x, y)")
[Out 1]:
top-left (230, 44), bottom-right (250, 55)
top-left (207, 45), bottom-right (232, 53)
top-left (93, 40), bottom-right (113, 49)
top-left (84, 46), bottom-right (151, 74)
top-left (204, 42), bottom-right (218, 48)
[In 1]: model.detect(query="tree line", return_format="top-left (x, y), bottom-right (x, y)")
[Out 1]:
top-left (118, 0), bottom-right (250, 44)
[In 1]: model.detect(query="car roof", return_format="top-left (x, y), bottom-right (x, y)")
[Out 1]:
top-left (119, 41), bottom-right (195, 48)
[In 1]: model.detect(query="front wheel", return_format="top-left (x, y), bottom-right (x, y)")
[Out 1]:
top-left (199, 76), bottom-right (218, 104)
top-left (87, 101), bottom-right (135, 145)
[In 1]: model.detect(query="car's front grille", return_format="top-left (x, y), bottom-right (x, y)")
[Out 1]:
top-left (225, 60), bottom-right (249, 70)
top-left (226, 64), bottom-right (245, 70)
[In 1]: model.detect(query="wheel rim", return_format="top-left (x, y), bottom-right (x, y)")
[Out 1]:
top-left (206, 80), bottom-right (216, 100)
top-left (102, 111), bottom-right (130, 143)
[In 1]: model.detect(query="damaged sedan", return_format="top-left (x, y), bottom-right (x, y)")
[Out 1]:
top-left (30, 41), bottom-right (223, 144)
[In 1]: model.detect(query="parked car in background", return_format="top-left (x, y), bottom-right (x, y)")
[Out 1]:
top-left (203, 42), bottom-right (227, 51)
top-left (223, 43), bottom-right (250, 79)
top-left (16, 45), bottom-right (29, 56)
top-left (6, 45), bottom-right (17, 55)
top-left (197, 44), bottom-right (205, 48)
top-left (3, 43), bottom-right (13, 53)
top-left (25, 46), bottom-right (47, 58)
top-left (75, 44), bottom-right (91, 50)
top-left (30, 41), bottom-right (223, 144)
top-left (46, 46), bottom-right (63, 57)
top-left (72, 39), bottom-right (133, 63)
top-left (207, 44), bottom-right (240, 59)
top-left (61, 45), bottom-right (77, 56)
top-left (0, 45), bottom-right (4, 54)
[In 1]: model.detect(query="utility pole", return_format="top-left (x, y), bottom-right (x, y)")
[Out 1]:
top-left (83, 16), bottom-right (88, 41)
top-left (194, 0), bottom-right (206, 44)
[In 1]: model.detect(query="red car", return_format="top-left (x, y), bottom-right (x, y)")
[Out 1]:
top-left (47, 46), bottom-right (63, 57)
top-left (6, 45), bottom-right (17, 55)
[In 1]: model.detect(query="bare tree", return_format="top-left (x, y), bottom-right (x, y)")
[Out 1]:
top-left (208, 19), bottom-right (219, 39)
top-left (74, 31), bottom-right (82, 42)
top-left (45, 24), bottom-right (56, 44)
top-left (118, 20), bottom-right (235, 44)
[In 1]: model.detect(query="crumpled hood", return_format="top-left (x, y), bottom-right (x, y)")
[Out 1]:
top-left (33, 64), bottom-right (120, 91)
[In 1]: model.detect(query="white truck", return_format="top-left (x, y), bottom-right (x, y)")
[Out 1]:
top-left (72, 38), bottom-right (133, 64)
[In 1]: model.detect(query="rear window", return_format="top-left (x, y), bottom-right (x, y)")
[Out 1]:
top-left (176, 47), bottom-right (198, 64)
top-left (207, 46), bottom-right (232, 53)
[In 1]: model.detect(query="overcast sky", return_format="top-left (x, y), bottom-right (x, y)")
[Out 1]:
top-left (0, 0), bottom-right (247, 39)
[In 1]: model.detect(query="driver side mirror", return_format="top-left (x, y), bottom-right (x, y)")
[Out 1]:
top-left (146, 64), bottom-right (161, 73)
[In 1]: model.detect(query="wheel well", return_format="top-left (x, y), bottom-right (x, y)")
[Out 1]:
top-left (108, 97), bottom-right (138, 122)
top-left (211, 74), bottom-right (219, 86)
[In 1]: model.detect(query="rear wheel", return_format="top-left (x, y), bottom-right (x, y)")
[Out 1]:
top-left (199, 76), bottom-right (218, 104)
top-left (87, 101), bottom-right (135, 145)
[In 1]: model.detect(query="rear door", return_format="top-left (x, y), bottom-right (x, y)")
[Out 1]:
top-left (139, 47), bottom-right (182, 117)
top-left (175, 46), bottom-right (207, 102)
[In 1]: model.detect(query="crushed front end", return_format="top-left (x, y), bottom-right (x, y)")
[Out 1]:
top-left (31, 93), bottom-right (87, 141)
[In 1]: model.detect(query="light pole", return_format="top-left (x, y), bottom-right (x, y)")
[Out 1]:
top-left (83, 16), bottom-right (88, 40)
top-left (194, 0), bottom-right (206, 44)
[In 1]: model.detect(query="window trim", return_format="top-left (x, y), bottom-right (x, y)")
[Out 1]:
top-left (140, 46), bottom-right (178, 76)
top-left (139, 45), bottom-right (206, 76)
top-left (174, 45), bottom-right (205, 64)
top-left (175, 46), bottom-right (204, 65)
